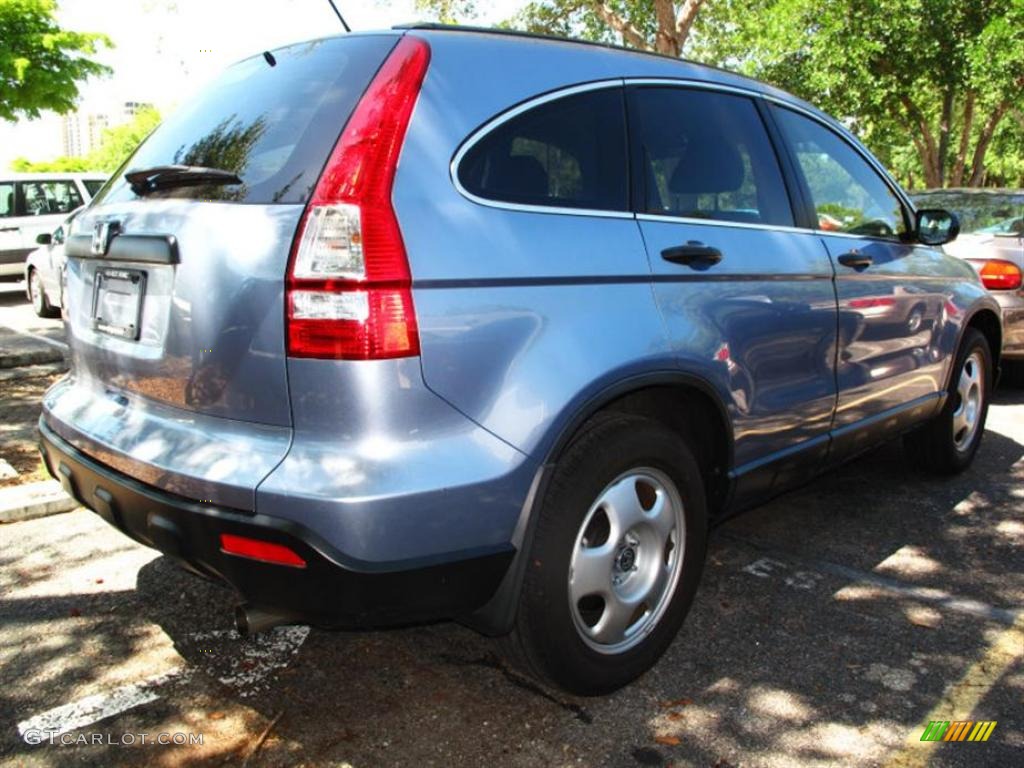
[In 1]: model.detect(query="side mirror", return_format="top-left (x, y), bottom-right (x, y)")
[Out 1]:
top-left (35, 233), bottom-right (52, 245)
top-left (916, 208), bottom-right (959, 246)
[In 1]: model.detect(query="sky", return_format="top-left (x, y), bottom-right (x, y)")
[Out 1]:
top-left (0, 0), bottom-right (526, 168)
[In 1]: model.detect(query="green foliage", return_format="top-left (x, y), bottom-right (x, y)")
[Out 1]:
top-left (10, 154), bottom-right (90, 171)
top-left (10, 106), bottom-right (162, 172)
top-left (689, 0), bottom-right (1024, 188)
top-left (414, 0), bottom-right (478, 24)
top-left (417, 0), bottom-right (1022, 188)
top-left (513, 1), bottom-right (657, 44)
top-left (87, 106), bottom-right (161, 171)
top-left (0, 0), bottom-right (112, 121)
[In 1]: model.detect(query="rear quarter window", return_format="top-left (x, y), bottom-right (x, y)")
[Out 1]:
top-left (457, 88), bottom-right (629, 212)
top-left (95, 35), bottom-right (398, 206)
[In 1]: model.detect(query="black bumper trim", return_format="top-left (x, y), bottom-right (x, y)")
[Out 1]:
top-left (38, 419), bottom-right (514, 627)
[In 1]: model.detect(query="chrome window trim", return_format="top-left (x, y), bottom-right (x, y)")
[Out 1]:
top-left (625, 77), bottom-right (766, 99)
top-left (636, 212), bottom-right (812, 235)
top-left (449, 76), bottom-right (919, 244)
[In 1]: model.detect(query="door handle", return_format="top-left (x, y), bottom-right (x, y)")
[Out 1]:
top-left (661, 241), bottom-right (723, 268)
top-left (838, 251), bottom-right (873, 269)
top-left (0, 227), bottom-right (19, 233)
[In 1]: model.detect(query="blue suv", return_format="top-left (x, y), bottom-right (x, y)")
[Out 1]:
top-left (39, 26), bottom-right (1001, 694)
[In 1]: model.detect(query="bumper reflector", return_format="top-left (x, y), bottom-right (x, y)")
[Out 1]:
top-left (220, 533), bottom-right (307, 568)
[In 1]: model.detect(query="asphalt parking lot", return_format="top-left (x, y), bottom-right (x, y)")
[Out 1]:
top-left (0, 288), bottom-right (1021, 768)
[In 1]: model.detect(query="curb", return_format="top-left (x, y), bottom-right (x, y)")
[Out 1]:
top-left (0, 480), bottom-right (79, 523)
top-left (0, 361), bottom-right (68, 382)
top-left (0, 348), bottom-right (66, 369)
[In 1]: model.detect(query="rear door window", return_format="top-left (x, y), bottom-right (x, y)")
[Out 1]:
top-left (627, 87), bottom-right (794, 227)
top-left (19, 180), bottom-right (83, 216)
top-left (94, 35), bottom-right (399, 205)
top-left (457, 88), bottom-right (628, 212)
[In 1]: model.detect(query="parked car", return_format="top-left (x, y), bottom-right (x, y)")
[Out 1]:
top-left (39, 27), bottom-right (1001, 695)
top-left (23, 208), bottom-right (81, 317)
top-left (912, 189), bottom-right (1023, 383)
top-left (0, 173), bottom-right (106, 280)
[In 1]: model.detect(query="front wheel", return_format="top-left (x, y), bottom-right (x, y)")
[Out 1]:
top-left (505, 414), bottom-right (707, 695)
top-left (904, 328), bottom-right (992, 474)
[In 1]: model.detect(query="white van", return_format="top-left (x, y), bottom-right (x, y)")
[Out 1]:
top-left (0, 173), bottom-right (107, 279)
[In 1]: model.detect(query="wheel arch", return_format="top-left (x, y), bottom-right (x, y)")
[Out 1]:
top-left (465, 370), bottom-right (734, 636)
top-left (942, 304), bottom-right (1002, 394)
top-left (964, 306), bottom-right (1002, 378)
top-left (542, 373), bottom-right (734, 514)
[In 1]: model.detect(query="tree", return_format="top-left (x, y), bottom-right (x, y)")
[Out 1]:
top-left (692, 0), bottom-right (1024, 189)
top-left (0, 0), bottom-right (112, 122)
top-left (417, 1), bottom-right (709, 54)
top-left (416, 0), bottom-right (1022, 188)
top-left (86, 106), bottom-right (162, 171)
top-left (10, 154), bottom-right (90, 171)
top-left (9, 106), bottom-right (161, 172)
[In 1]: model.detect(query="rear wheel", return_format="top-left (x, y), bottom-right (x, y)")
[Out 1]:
top-left (904, 328), bottom-right (991, 474)
top-left (505, 414), bottom-right (707, 695)
top-left (28, 269), bottom-right (59, 318)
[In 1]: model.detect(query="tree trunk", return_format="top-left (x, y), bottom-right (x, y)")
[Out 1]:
top-left (968, 102), bottom-right (1009, 187)
top-left (593, 2), bottom-right (651, 51)
top-left (900, 96), bottom-right (941, 188)
top-left (675, 0), bottom-right (705, 51)
top-left (936, 91), bottom-right (954, 186)
top-left (950, 91), bottom-right (975, 187)
top-left (653, 0), bottom-right (678, 55)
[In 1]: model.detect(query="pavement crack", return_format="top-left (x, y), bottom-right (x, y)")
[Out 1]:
top-left (438, 653), bottom-right (593, 724)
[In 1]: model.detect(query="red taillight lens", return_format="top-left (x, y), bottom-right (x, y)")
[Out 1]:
top-left (220, 534), bottom-right (307, 568)
top-left (971, 259), bottom-right (1023, 291)
top-left (287, 36), bottom-right (430, 359)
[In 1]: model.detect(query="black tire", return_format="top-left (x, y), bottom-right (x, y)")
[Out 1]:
top-left (28, 269), bottom-right (60, 318)
top-left (904, 328), bottom-right (992, 474)
top-left (504, 414), bottom-right (708, 695)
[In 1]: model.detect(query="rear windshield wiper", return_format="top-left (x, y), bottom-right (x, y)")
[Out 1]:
top-left (125, 164), bottom-right (242, 195)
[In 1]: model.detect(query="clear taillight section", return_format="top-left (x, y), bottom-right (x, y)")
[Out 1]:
top-left (291, 205), bottom-right (364, 280)
top-left (286, 36), bottom-right (430, 359)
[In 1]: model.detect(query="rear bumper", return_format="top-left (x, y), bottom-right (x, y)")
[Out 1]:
top-left (39, 418), bottom-right (514, 627)
top-left (990, 290), bottom-right (1024, 360)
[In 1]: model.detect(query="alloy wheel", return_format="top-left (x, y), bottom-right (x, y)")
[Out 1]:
top-left (568, 468), bottom-right (686, 654)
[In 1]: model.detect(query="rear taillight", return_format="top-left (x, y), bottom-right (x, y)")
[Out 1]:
top-left (970, 259), bottom-right (1023, 291)
top-left (286, 36), bottom-right (430, 359)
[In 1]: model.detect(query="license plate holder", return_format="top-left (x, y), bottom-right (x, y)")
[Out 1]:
top-left (92, 268), bottom-right (146, 340)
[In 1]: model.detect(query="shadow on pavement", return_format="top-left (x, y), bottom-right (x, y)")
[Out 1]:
top-left (96, 427), bottom-right (1022, 767)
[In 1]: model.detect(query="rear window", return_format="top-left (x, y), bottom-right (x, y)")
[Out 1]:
top-left (912, 192), bottom-right (1024, 235)
top-left (95, 35), bottom-right (398, 205)
top-left (458, 88), bottom-right (628, 212)
top-left (20, 180), bottom-right (83, 216)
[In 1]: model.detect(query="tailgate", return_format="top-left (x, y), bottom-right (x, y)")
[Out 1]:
top-left (64, 201), bottom-right (301, 425)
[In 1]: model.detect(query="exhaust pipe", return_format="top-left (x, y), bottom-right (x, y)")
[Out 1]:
top-left (234, 604), bottom-right (293, 637)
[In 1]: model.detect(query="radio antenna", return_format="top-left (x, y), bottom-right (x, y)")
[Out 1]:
top-left (325, 0), bottom-right (351, 32)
